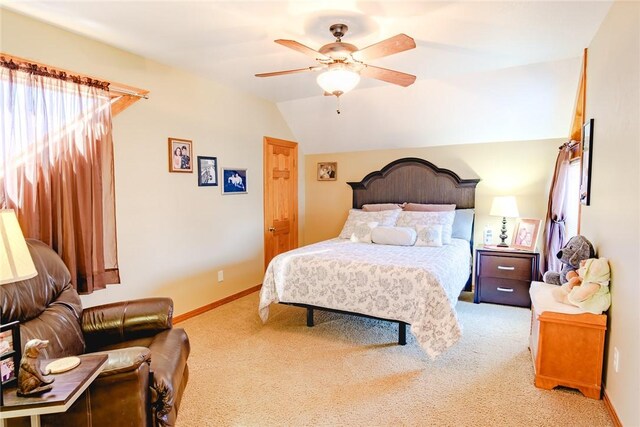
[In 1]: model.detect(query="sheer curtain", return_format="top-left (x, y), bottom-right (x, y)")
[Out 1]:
top-left (0, 59), bottom-right (119, 293)
top-left (540, 144), bottom-right (573, 275)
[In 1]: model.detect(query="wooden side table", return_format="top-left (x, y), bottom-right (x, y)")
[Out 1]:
top-left (0, 354), bottom-right (107, 426)
top-left (474, 247), bottom-right (540, 307)
top-left (529, 281), bottom-right (606, 399)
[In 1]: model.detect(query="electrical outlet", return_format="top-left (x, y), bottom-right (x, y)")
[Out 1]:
top-left (613, 347), bottom-right (620, 373)
top-left (217, 270), bottom-right (224, 283)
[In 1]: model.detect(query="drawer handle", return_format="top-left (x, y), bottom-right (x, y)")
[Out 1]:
top-left (497, 287), bottom-right (514, 293)
top-left (497, 266), bottom-right (515, 271)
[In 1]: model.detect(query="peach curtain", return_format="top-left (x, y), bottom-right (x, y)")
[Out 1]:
top-left (540, 49), bottom-right (587, 275)
top-left (0, 59), bottom-right (119, 293)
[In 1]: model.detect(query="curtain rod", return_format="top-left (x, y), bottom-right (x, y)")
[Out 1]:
top-left (111, 86), bottom-right (149, 99)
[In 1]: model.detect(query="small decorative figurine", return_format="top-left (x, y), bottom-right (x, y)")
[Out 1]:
top-left (17, 339), bottom-right (54, 396)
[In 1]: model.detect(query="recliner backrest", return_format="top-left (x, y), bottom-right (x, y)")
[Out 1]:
top-left (0, 239), bottom-right (85, 357)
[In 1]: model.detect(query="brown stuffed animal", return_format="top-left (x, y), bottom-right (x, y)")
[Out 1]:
top-left (17, 339), bottom-right (55, 396)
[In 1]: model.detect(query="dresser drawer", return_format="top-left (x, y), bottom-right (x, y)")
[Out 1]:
top-left (478, 254), bottom-right (533, 281)
top-left (477, 277), bottom-right (531, 307)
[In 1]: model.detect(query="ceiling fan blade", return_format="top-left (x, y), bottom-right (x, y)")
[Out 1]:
top-left (360, 65), bottom-right (416, 87)
top-left (275, 39), bottom-right (330, 61)
top-left (353, 34), bottom-right (416, 62)
top-left (255, 66), bottom-right (324, 78)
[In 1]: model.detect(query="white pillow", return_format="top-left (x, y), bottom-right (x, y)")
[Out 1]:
top-left (415, 224), bottom-right (444, 247)
top-left (350, 221), bottom-right (378, 243)
top-left (371, 226), bottom-right (417, 246)
top-left (396, 210), bottom-right (455, 244)
top-left (339, 209), bottom-right (401, 239)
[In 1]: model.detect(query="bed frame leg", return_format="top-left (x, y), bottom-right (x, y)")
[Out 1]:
top-left (398, 322), bottom-right (407, 345)
top-left (306, 308), bottom-right (314, 327)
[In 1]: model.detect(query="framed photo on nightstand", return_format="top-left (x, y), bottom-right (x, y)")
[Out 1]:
top-left (511, 218), bottom-right (541, 251)
top-left (0, 320), bottom-right (21, 405)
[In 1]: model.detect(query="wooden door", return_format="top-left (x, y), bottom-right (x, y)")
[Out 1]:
top-left (263, 137), bottom-right (298, 269)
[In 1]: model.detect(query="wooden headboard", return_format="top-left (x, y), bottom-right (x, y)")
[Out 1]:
top-left (347, 157), bottom-right (480, 209)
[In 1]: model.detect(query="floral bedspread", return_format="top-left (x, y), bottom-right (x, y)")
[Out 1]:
top-left (259, 238), bottom-right (471, 358)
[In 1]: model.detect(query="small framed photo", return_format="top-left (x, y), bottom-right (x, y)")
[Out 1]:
top-left (222, 168), bottom-right (247, 194)
top-left (511, 218), bottom-right (542, 251)
top-left (317, 162), bottom-right (337, 181)
top-left (580, 118), bottom-right (594, 206)
top-left (197, 156), bottom-right (218, 187)
top-left (0, 320), bottom-right (21, 404)
top-left (168, 138), bottom-right (193, 173)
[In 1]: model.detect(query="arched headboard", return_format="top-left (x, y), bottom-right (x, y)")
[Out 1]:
top-left (347, 157), bottom-right (480, 209)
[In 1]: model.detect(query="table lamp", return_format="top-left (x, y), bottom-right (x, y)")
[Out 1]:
top-left (0, 209), bottom-right (37, 404)
top-left (489, 196), bottom-right (519, 247)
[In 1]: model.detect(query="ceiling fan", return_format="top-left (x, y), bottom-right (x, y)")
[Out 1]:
top-left (256, 24), bottom-right (417, 102)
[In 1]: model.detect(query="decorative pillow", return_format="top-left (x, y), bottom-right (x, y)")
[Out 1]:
top-left (371, 226), bottom-right (417, 246)
top-left (361, 203), bottom-right (405, 212)
top-left (350, 221), bottom-right (378, 243)
top-left (452, 209), bottom-right (475, 242)
top-left (339, 209), bottom-right (401, 239)
top-left (404, 203), bottom-right (456, 212)
top-left (415, 224), bottom-right (444, 247)
top-left (396, 210), bottom-right (456, 244)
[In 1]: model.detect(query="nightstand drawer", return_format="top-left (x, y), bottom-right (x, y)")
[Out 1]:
top-left (478, 255), bottom-right (532, 281)
top-left (477, 277), bottom-right (531, 307)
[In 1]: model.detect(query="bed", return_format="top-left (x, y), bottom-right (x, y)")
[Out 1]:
top-left (259, 157), bottom-right (480, 358)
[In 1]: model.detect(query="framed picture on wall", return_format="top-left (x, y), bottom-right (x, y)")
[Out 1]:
top-left (197, 156), bottom-right (218, 187)
top-left (222, 168), bottom-right (247, 194)
top-left (168, 138), bottom-right (193, 173)
top-left (511, 218), bottom-right (541, 251)
top-left (317, 162), bottom-right (337, 181)
top-left (580, 118), bottom-right (594, 206)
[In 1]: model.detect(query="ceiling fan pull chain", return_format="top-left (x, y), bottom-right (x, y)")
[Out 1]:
top-left (336, 96), bottom-right (341, 114)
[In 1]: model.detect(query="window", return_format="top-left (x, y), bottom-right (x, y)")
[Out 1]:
top-left (564, 159), bottom-right (581, 239)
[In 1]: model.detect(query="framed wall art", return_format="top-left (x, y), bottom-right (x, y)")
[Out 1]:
top-left (197, 156), bottom-right (218, 187)
top-left (580, 118), bottom-right (594, 206)
top-left (511, 218), bottom-right (541, 251)
top-left (317, 162), bottom-right (337, 181)
top-left (168, 138), bottom-right (193, 173)
top-left (222, 168), bottom-right (247, 194)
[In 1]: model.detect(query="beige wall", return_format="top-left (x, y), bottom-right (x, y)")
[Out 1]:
top-left (0, 9), bottom-right (296, 315)
top-left (305, 139), bottom-right (560, 249)
top-left (581, 2), bottom-right (640, 425)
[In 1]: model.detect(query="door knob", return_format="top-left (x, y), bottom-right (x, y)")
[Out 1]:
top-left (268, 227), bottom-right (276, 232)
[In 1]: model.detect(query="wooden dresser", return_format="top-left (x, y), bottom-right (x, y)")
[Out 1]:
top-left (529, 281), bottom-right (607, 399)
top-left (474, 247), bottom-right (540, 307)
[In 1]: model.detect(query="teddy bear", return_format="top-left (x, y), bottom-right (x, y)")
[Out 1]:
top-left (542, 235), bottom-right (595, 286)
top-left (551, 258), bottom-right (611, 314)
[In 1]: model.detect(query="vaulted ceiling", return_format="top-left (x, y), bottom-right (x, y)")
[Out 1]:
top-left (3, 1), bottom-right (612, 153)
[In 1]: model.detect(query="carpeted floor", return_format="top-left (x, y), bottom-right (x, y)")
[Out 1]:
top-left (175, 291), bottom-right (613, 427)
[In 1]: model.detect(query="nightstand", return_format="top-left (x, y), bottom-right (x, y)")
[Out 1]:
top-left (474, 247), bottom-right (540, 307)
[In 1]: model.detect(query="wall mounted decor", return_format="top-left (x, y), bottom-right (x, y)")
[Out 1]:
top-left (168, 138), bottom-right (193, 173)
top-left (317, 162), bottom-right (337, 181)
top-left (222, 168), bottom-right (247, 194)
top-left (197, 156), bottom-right (218, 187)
top-left (580, 118), bottom-right (594, 206)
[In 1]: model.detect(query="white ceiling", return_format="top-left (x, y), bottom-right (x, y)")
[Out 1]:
top-left (2, 1), bottom-right (612, 153)
top-left (3, 1), bottom-right (611, 103)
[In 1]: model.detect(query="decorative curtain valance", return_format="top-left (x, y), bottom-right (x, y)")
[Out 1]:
top-left (0, 59), bottom-right (120, 293)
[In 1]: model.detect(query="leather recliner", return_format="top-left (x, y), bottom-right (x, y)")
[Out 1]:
top-left (0, 240), bottom-right (190, 426)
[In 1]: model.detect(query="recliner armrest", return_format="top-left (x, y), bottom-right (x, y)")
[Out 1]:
top-left (82, 297), bottom-right (173, 349)
top-left (91, 346), bottom-right (152, 377)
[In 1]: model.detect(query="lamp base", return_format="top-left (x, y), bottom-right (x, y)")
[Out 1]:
top-left (498, 216), bottom-right (509, 247)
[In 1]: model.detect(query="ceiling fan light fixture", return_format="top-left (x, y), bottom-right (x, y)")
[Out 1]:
top-left (316, 68), bottom-right (360, 97)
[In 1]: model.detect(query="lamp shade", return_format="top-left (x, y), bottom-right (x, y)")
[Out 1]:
top-left (316, 68), bottom-right (360, 96)
top-left (489, 196), bottom-right (519, 218)
top-left (0, 209), bottom-right (37, 285)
